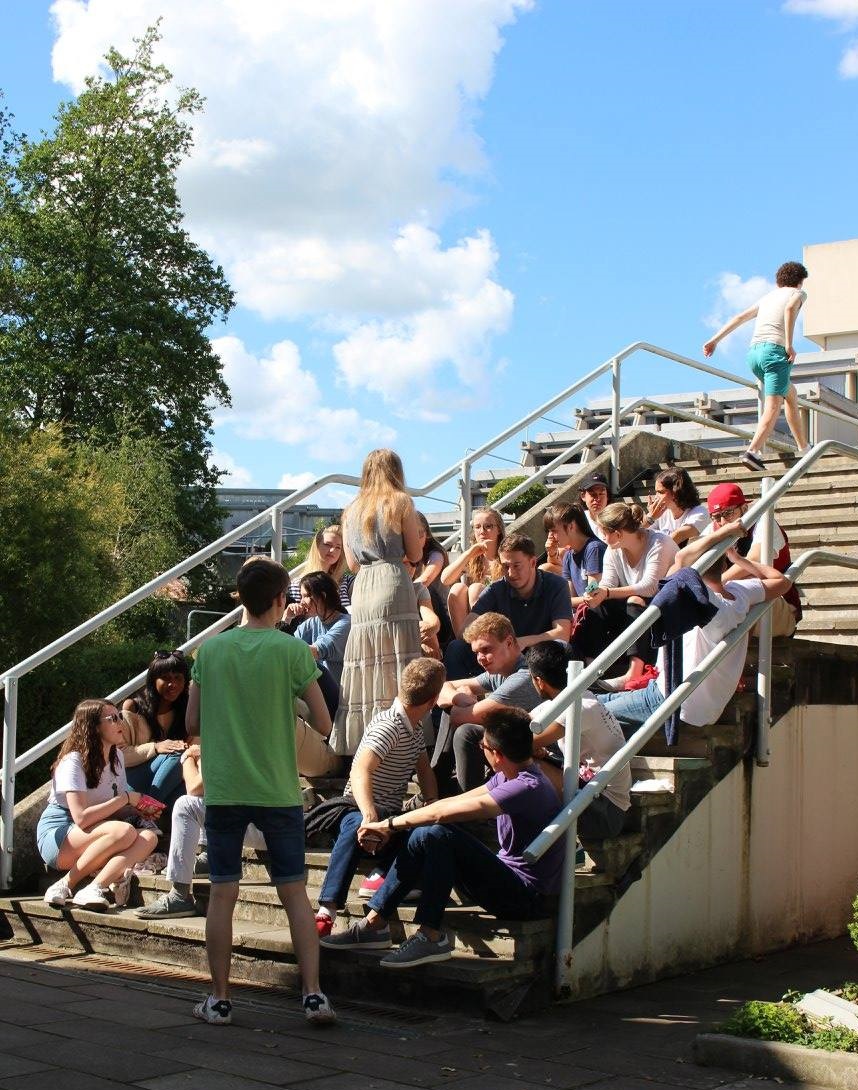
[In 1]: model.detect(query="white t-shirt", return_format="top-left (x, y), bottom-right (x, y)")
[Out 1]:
top-left (654, 504), bottom-right (710, 537)
top-left (750, 286), bottom-right (806, 347)
top-left (49, 749), bottom-right (128, 809)
top-left (586, 511), bottom-right (607, 542)
top-left (531, 697), bottom-right (631, 812)
top-left (656, 578), bottom-right (765, 728)
top-left (602, 530), bottom-right (679, 599)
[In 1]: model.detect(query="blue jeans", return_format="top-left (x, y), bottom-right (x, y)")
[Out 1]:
top-left (126, 753), bottom-right (184, 805)
top-left (368, 823), bottom-right (549, 932)
top-left (598, 680), bottom-right (665, 739)
top-left (318, 808), bottom-right (401, 908)
top-left (205, 804), bottom-right (305, 884)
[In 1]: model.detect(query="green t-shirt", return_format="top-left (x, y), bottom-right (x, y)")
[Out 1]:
top-left (191, 627), bottom-right (320, 807)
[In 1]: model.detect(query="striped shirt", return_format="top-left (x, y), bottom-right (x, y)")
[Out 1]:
top-left (343, 698), bottom-right (425, 812)
top-left (290, 573), bottom-right (354, 611)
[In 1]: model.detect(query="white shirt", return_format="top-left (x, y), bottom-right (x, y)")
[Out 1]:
top-left (531, 697), bottom-right (631, 812)
top-left (601, 530), bottom-right (679, 599)
top-left (49, 750), bottom-right (128, 809)
top-left (703, 518), bottom-right (786, 555)
top-left (750, 286), bottom-right (806, 347)
top-left (653, 504), bottom-right (710, 537)
top-left (656, 578), bottom-right (765, 727)
top-left (586, 510), bottom-right (607, 542)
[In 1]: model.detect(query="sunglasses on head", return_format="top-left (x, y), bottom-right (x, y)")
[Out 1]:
top-left (154, 649), bottom-right (185, 659)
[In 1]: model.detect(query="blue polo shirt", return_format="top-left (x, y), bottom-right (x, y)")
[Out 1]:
top-left (472, 570), bottom-right (573, 638)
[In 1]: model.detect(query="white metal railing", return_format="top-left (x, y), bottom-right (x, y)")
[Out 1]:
top-left (522, 438), bottom-right (858, 998)
top-left (2, 344), bottom-right (857, 888)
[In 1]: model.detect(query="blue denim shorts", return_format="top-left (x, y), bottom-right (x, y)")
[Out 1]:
top-left (36, 803), bottom-right (74, 869)
top-left (204, 805), bottom-right (306, 884)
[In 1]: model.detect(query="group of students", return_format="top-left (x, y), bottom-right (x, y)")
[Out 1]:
top-left (33, 410), bottom-right (801, 1030)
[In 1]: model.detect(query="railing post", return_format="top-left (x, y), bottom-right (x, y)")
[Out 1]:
top-left (757, 385), bottom-right (766, 454)
top-left (270, 509), bottom-right (284, 564)
top-left (1, 675), bottom-right (18, 891)
top-left (610, 357), bottom-right (621, 495)
top-left (555, 659), bottom-right (583, 999)
top-left (459, 458), bottom-right (472, 553)
top-left (755, 476), bottom-right (775, 767)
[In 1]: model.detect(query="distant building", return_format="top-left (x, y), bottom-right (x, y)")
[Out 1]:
top-left (216, 488), bottom-right (341, 555)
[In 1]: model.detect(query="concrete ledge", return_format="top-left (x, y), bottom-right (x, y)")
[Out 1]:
top-left (693, 1032), bottom-right (858, 1090)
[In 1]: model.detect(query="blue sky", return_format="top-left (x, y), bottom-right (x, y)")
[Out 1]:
top-left (2, 1), bottom-right (857, 516)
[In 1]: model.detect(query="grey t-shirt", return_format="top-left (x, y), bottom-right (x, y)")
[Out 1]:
top-left (474, 656), bottom-right (541, 713)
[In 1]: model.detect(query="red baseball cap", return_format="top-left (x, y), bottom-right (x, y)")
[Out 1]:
top-left (707, 482), bottom-right (747, 515)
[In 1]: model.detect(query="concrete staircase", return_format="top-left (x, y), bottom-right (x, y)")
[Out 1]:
top-left (630, 446), bottom-right (858, 644)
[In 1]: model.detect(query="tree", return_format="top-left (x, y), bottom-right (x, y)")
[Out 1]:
top-left (485, 475), bottom-right (549, 518)
top-left (0, 25), bottom-right (234, 547)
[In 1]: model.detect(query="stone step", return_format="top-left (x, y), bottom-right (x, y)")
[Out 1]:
top-left (0, 896), bottom-right (542, 1017)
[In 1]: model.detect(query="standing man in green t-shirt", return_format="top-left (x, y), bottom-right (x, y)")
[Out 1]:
top-left (187, 556), bottom-right (336, 1026)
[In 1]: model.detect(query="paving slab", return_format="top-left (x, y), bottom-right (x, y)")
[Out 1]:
top-left (151, 1040), bottom-right (334, 1085)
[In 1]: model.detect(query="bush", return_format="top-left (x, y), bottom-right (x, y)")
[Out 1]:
top-left (485, 475), bottom-right (549, 518)
top-left (720, 1001), bottom-right (804, 1043)
top-left (848, 891), bottom-right (858, 954)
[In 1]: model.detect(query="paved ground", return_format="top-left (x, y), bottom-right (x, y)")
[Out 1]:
top-left (1, 936), bottom-right (856, 1090)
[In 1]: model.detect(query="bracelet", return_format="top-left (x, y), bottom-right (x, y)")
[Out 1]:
top-left (387, 816), bottom-right (395, 831)
top-left (605, 587), bottom-right (610, 599)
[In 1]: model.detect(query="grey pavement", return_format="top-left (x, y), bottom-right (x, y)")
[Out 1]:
top-left (1, 935), bottom-right (856, 1090)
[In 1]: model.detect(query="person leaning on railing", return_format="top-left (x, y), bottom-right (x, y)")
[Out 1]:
top-left (596, 518), bottom-right (792, 738)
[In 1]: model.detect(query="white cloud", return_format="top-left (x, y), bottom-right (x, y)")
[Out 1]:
top-left (211, 334), bottom-right (396, 462)
top-left (278, 472), bottom-right (355, 509)
top-left (48, 0), bottom-right (527, 416)
top-left (210, 449), bottom-right (254, 487)
top-left (704, 272), bottom-right (774, 353)
top-left (784, 0), bottom-right (858, 75)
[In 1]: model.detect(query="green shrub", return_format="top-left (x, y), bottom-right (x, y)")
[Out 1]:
top-left (720, 1001), bottom-right (804, 1043)
top-left (840, 982), bottom-right (858, 1003)
top-left (485, 475), bottom-right (549, 518)
top-left (801, 1024), bottom-right (858, 1054)
top-left (848, 891), bottom-right (858, 954)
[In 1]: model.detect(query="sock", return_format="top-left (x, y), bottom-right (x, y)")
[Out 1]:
top-left (316, 905), bottom-right (333, 919)
top-left (172, 883), bottom-right (191, 899)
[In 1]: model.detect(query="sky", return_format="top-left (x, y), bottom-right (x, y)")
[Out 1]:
top-left (2, 0), bottom-right (857, 518)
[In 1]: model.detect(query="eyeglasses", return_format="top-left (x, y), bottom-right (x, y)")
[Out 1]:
top-left (154, 649), bottom-right (185, 659)
top-left (710, 507), bottom-right (741, 522)
top-left (101, 713), bottom-right (123, 723)
top-left (478, 740), bottom-right (497, 754)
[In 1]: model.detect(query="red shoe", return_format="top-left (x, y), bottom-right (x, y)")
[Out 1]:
top-left (315, 911), bottom-right (334, 937)
top-left (358, 873), bottom-right (385, 899)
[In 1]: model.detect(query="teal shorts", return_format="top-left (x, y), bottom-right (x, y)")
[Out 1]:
top-left (747, 341), bottom-right (791, 398)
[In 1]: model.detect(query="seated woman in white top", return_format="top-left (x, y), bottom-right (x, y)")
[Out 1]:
top-left (440, 507), bottom-right (505, 638)
top-left (644, 468), bottom-right (709, 546)
top-left (585, 502), bottom-right (679, 692)
top-left (37, 699), bottom-right (161, 910)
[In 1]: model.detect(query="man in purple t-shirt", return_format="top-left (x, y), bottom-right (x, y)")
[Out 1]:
top-left (320, 707), bottom-right (564, 968)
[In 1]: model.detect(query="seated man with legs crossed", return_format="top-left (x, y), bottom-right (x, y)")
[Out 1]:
top-left (313, 658), bottom-right (444, 937)
top-left (432, 612), bottom-right (543, 795)
top-left (321, 706), bottom-right (564, 967)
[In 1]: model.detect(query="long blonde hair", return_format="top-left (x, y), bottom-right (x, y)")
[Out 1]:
top-left (466, 507), bottom-right (505, 585)
top-left (347, 449), bottom-right (412, 541)
top-left (305, 524), bottom-right (348, 583)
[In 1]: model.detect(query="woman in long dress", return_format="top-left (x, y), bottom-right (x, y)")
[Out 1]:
top-left (330, 449), bottom-right (423, 755)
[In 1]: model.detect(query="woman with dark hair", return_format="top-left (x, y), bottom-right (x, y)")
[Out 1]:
top-left (282, 570), bottom-right (351, 716)
top-left (38, 698), bottom-right (161, 910)
top-left (120, 650), bottom-right (189, 805)
top-left (586, 503), bottom-right (678, 692)
top-left (644, 468), bottom-right (709, 546)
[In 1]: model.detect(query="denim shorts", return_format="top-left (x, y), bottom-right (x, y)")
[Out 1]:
top-left (36, 803), bottom-right (74, 869)
top-left (204, 805), bottom-right (306, 884)
top-left (747, 341), bottom-right (791, 398)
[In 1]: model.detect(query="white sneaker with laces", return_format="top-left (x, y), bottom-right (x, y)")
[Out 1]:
top-left (109, 867), bottom-right (134, 907)
top-left (193, 995), bottom-right (233, 1025)
top-left (44, 876), bottom-right (72, 907)
top-left (72, 880), bottom-right (110, 910)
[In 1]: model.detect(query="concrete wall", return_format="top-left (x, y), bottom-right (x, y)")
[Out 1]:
top-left (803, 239), bottom-right (858, 350)
top-left (571, 704), bottom-right (858, 998)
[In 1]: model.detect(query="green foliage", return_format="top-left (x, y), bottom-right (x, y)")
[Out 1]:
top-left (485, 475), bottom-right (549, 518)
top-left (849, 890), bottom-right (858, 955)
top-left (840, 982), bottom-right (858, 1003)
top-left (720, 999), bottom-right (858, 1054)
top-left (0, 24), bottom-right (234, 549)
top-left (720, 1001), bottom-right (804, 1043)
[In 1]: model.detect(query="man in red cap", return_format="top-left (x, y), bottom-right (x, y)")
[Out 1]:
top-left (706, 482), bottom-right (801, 637)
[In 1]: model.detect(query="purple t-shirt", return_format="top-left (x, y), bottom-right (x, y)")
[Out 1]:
top-left (487, 765), bottom-right (565, 894)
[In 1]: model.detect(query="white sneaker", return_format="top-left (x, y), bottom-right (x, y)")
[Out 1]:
top-left (44, 876), bottom-right (72, 907)
top-left (72, 880), bottom-right (110, 910)
top-left (303, 992), bottom-right (336, 1025)
top-left (193, 995), bottom-right (233, 1025)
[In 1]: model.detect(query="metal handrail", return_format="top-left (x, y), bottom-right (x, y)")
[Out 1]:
top-left (2, 345), bottom-right (857, 889)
